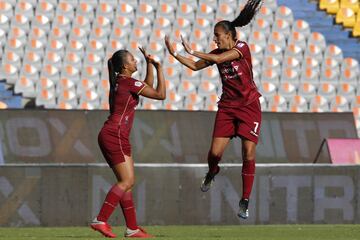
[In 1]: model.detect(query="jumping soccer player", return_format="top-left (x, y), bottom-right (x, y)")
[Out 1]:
top-left (90, 47), bottom-right (165, 238)
top-left (165, 0), bottom-right (263, 219)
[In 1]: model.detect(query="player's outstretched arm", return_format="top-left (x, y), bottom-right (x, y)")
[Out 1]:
top-left (180, 35), bottom-right (241, 64)
top-left (164, 35), bottom-right (210, 71)
top-left (139, 59), bottom-right (166, 100)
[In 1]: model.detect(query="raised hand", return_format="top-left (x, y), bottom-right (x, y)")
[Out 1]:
top-left (180, 35), bottom-right (193, 55)
top-left (138, 46), bottom-right (152, 63)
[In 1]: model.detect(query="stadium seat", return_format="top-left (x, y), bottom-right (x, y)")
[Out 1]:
top-left (86, 39), bottom-right (105, 58)
top-left (19, 63), bottom-right (39, 83)
top-left (341, 57), bottom-right (359, 73)
top-left (268, 94), bottom-right (288, 112)
top-left (52, 15), bottom-right (72, 33)
top-left (262, 56), bottom-right (281, 74)
top-left (304, 44), bottom-right (323, 63)
top-left (288, 94), bottom-right (308, 110)
top-left (268, 31), bottom-right (286, 49)
top-left (116, 3), bottom-right (135, 20)
top-left (249, 30), bottom-right (267, 49)
top-left (336, 7), bottom-right (356, 28)
top-left (15, 1), bottom-right (33, 18)
top-left (287, 31), bottom-right (307, 50)
top-left (83, 52), bottom-right (103, 69)
top-left (157, 3), bottom-right (176, 21)
top-left (56, 2), bottom-right (75, 19)
top-left (35, 1), bottom-right (55, 19)
top-left (264, 44), bottom-right (283, 61)
top-left (318, 82), bottom-right (337, 98)
top-left (249, 43), bottom-right (264, 59)
top-left (341, 0), bottom-right (359, 12)
top-left (284, 44), bottom-right (303, 61)
top-left (26, 38), bottom-right (45, 55)
top-left (182, 68), bottom-right (201, 84)
top-left (256, 5), bottom-right (274, 24)
top-left (29, 27), bottom-right (47, 42)
top-left (292, 19), bottom-right (311, 38)
top-left (35, 76), bottom-right (55, 93)
top-left (184, 92), bottom-right (204, 110)
top-left (275, 6), bottom-right (294, 23)
top-left (153, 17), bottom-right (172, 34)
top-left (177, 3), bottom-right (195, 20)
top-left (272, 19), bottom-right (291, 38)
top-left (320, 68), bottom-right (340, 83)
top-left (40, 64), bottom-right (60, 83)
top-left (190, 28), bottom-right (210, 46)
top-left (23, 51), bottom-right (42, 69)
top-left (322, 58), bottom-right (340, 75)
top-left (138, 3), bottom-right (155, 21)
top-left (35, 88), bottom-right (56, 108)
top-left (353, 19), bottom-right (360, 37)
top-left (340, 68), bottom-right (358, 83)
top-left (338, 83), bottom-right (357, 101)
top-left (89, 27), bottom-right (109, 43)
top-left (320, 0), bottom-right (340, 14)
top-left (164, 66), bottom-right (181, 85)
top-left (307, 32), bottom-right (327, 51)
top-left (72, 15), bottom-right (91, 33)
top-left (324, 44), bottom-right (343, 62)
top-left (2, 51), bottom-right (21, 69)
top-left (309, 95), bottom-right (330, 112)
top-left (60, 65), bottom-right (80, 84)
top-left (283, 56), bottom-right (301, 71)
top-left (95, 3), bottom-right (114, 20)
top-left (298, 82), bottom-right (318, 100)
top-left (278, 81), bottom-right (298, 100)
top-left (260, 81), bottom-right (277, 97)
top-left (14, 75), bottom-right (35, 97)
top-left (49, 27), bottom-right (67, 42)
top-left (173, 17), bottom-right (192, 36)
top-left (66, 39), bottom-right (85, 56)
top-left (281, 68), bottom-right (300, 83)
top-left (216, 3), bottom-right (235, 21)
top-left (44, 51), bottom-right (63, 69)
top-left (76, 3), bottom-right (94, 20)
top-left (254, 19), bottom-right (272, 37)
top-left (330, 95), bottom-right (351, 111)
top-left (56, 77), bottom-right (76, 95)
top-left (251, 57), bottom-right (261, 72)
top-left (57, 89), bottom-right (78, 108)
top-left (201, 66), bottom-right (220, 83)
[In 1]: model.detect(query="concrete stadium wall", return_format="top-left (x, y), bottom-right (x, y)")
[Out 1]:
top-left (0, 110), bottom-right (357, 164)
top-left (0, 164), bottom-right (359, 226)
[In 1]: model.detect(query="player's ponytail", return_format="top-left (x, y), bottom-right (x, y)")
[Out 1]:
top-left (108, 49), bottom-right (129, 113)
top-left (215, 0), bottom-right (262, 40)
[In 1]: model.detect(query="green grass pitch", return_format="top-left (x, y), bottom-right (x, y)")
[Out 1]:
top-left (0, 225), bottom-right (359, 240)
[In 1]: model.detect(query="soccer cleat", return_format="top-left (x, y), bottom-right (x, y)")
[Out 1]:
top-left (124, 227), bottom-right (154, 238)
top-left (90, 218), bottom-right (116, 238)
top-left (200, 166), bottom-right (220, 192)
top-left (237, 198), bottom-right (249, 219)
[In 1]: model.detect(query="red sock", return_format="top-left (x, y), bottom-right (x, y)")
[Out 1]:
top-left (97, 185), bottom-right (125, 222)
top-left (242, 160), bottom-right (255, 200)
top-left (120, 191), bottom-right (138, 230)
top-left (208, 152), bottom-right (221, 174)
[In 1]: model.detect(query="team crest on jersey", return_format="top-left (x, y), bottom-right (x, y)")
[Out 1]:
top-left (238, 42), bottom-right (245, 48)
top-left (135, 81), bottom-right (142, 87)
top-left (234, 66), bottom-right (239, 71)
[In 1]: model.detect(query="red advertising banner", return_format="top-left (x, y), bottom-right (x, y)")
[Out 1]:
top-left (327, 139), bottom-right (360, 164)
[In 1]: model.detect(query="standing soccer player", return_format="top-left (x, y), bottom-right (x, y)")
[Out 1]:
top-left (90, 47), bottom-right (165, 238)
top-left (165, 0), bottom-right (263, 219)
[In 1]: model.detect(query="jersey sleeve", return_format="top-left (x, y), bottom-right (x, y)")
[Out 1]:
top-left (232, 41), bottom-right (249, 58)
top-left (128, 78), bottom-right (146, 95)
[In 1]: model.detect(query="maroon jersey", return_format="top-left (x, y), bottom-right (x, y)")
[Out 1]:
top-left (106, 75), bottom-right (146, 134)
top-left (210, 40), bottom-right (261, 108)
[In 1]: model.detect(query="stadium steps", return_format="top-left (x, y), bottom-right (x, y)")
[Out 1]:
top-left (278, 0), bottom-right (360, 62)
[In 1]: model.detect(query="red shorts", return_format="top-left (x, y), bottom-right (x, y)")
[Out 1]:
top-left (213, 99), bottom-right (262, 144)
top-left (98, 123), bottom-right (131, 167)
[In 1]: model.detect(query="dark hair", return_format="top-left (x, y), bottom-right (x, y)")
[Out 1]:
top-left (108, 49), bottom-right (129, 113)
top-left (215, 0), bottom-right (263, 40)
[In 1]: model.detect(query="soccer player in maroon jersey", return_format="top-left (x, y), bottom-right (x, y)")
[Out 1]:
top-left (90, 47), bottom-right (165, 238)
top-left (165, 0), bottom-right (263, 219)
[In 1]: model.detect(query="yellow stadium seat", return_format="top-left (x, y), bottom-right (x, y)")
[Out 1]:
top-left (336, 7), bottom-right (356, 27)
top-left (353, 19), bottom-right (360, 36)
top-left (0, 101), bottom-right (7, 109)
top-left (340, 0), bottom-right (359, 12)
top-left (320, 0), bottom-right (340, 14)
